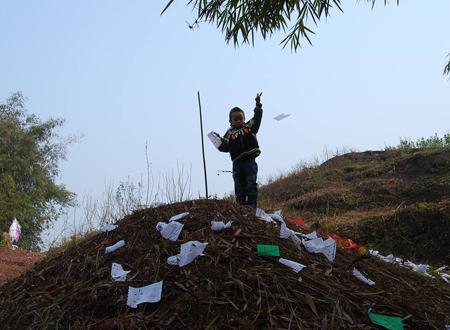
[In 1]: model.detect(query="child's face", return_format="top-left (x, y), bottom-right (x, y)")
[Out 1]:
top-left (231, 111), bottom-right (245, 128)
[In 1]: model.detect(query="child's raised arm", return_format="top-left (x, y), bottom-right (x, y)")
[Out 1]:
top-left (248, 92), bottom-right (263, 133)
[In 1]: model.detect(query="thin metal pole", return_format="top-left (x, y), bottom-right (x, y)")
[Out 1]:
top-left (197, 91), bottom-right (208, 199)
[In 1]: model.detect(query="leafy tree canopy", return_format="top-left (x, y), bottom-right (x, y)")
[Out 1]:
top-left (162, 0), bottom-right (450, 75)
top-left (0, 92), bottom-right (75, 250)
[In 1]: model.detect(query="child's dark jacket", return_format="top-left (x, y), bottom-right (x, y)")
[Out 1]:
top-left (218, 105), bottom-right (263, 163)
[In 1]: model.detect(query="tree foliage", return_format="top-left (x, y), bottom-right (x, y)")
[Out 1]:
top-left (0, 92), bottom-right (75, 250)
top-left (162, 0), bottom-right (450, 75)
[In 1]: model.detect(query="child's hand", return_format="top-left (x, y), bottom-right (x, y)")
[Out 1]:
top-left (255, 92), bottom-right (262, 106)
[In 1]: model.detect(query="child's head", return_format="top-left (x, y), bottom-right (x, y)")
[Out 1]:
top-left (229, 107), bottom-right (245, 128)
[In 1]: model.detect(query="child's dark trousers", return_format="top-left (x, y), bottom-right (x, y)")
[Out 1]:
top-left (232, 158), bottom-right (258, 208)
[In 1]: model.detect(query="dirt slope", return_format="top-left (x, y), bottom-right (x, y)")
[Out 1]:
top-left (0, 246), bottom-right (45, 283)
top-left (0, 200), bottom-right (448, 329)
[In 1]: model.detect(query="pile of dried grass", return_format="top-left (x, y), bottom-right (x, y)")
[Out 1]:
top-left (0, 199), bottom-right (448, 329)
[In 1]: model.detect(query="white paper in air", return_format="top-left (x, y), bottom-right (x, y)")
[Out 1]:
top-left (156, 221), bottom-right (184, 241)
top-left (208, 132), bottom-right (223, 149)
top-left (352, 268), bottom-right (375, 286)
top-left (98, 224), bottom-right (118, 233)
top-left (111, 262), bottom-right (131, 282)
top-left (273, 113), bottom-right (291, 121)
top-left (279, 258), bottom-right (306, 273)
top-left (169, 212), bottom-right (190, 222)
top-left (127, 281), bottom-right (163, 308)
top-left (211, 221), bottom-right (233, 231)
top-left (302, 237), bottom-right (336, 262)
top-left (167, 241), bottom-right (208, 267)
top-left (105, 240), bottom-right (126, 254)
top-left (256, 208), bottom-right (274, 223)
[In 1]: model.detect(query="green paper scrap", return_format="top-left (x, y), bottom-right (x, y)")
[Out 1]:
top-left (257, 244), bottom-right (280, 257)
top-left (369, 311), bottom-right (404, 330)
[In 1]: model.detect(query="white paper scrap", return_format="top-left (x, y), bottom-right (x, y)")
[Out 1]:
top-left (169, 212), bottom-right (190, 222)
top-left (111, 262), bottom-right (131, 282)
top-left (279, 223), bottom-right (302, 248)
top-left (156, 221), bottom-right (184, 241)
top-left (274, 113), bottom-right (291, 121)
top-left (127, 281), bottom-right (163, 308)
top-left (435, 265), bottom-right (447, 272)
top-left (352, 267), bottom-right (375, 286)
top-left (404, 261), bottom-right (433, 277)
top-left (279, 258), bottom-right (306, 273)
top-left (167, 241), bottom-right (208, 267)
top-left (289, 233), bottom-right (303, 248)
top-left (268, 210), bottom-right (285, 223)
top-left (256, 208), bottom-right (274, 223)
top-left (440, 274), bottom-right (450, 284)
top-left (304, 231), bottom-right (318, 240)
top-left (105, 240), bottom-right (126, 254)
top-left (208, 131), bottom-right (223, 149)
top-left (280, 223), bottom-right (294, 239)
top-left (98, 224), bottom-right (118, 233)
top-left (211, 220), bottom-right (233, 231)
top-left (167, 255), bottom-right (178, 265)
top-left (302, 237), bottom-right (336, 262)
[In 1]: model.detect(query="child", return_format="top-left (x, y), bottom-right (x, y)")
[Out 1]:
top-left (212, 93), bottom-right (263, 208)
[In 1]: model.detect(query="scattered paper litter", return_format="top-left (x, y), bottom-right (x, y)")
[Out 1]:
top-left (289, 233), bottom-right (302, 247)
top-left (127, 281), bottom-right (163, 308)
top-left (279, 223), bottom-right (302, 248)
top-left (302, 237), bottom-right (336, 262)
top-left (105, 240), bottom-right (126, 254)
top-left (435, 265), bottom-right (447, 272)
top-left (273, 113), bottom-right (291, 121)
top-left (167, 241), bottom-right (208, 267)
top-left (98, 224), bottom-right (118, 233)
top-left (111, 262), bottom-right (131, 282)
top-left (303, 231), bottom-right (318, 240)
top-left (256, 208), bottom-right (274, 223)
top-left (169, 212), bottom-right (190, 222)
top-left (208, 131), bottom-right (223, 149)
top-left (156, 221), bottom-right (184, 241)
top-left (404, 261), bottom-right (433, 278)
top-left (211, 220), bottom-right (233, 231)
top-left (279, 258), bottom-right (306, 273)
top-left (352, 267), bottom-right (375, 286)
top-left (372, 251), bottom-right (398, 264)
top-left (268, 210), bottom-right (285, 223)
top-left (256, 208), bottom-right (274, 222)
top-left (280, 223), bottom-right (294, 239)
top-left (371, 250), bottom-right (450, 284)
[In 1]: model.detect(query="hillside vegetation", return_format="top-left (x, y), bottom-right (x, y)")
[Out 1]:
top-left (259, 148), bottom-right (450, 264)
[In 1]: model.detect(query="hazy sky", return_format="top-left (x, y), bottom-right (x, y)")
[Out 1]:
top-left (2, 1), bottom-right (450, 207)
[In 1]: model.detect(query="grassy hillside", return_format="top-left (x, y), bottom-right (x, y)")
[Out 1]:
top-left (259, 148), bottom-right (450, 264)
